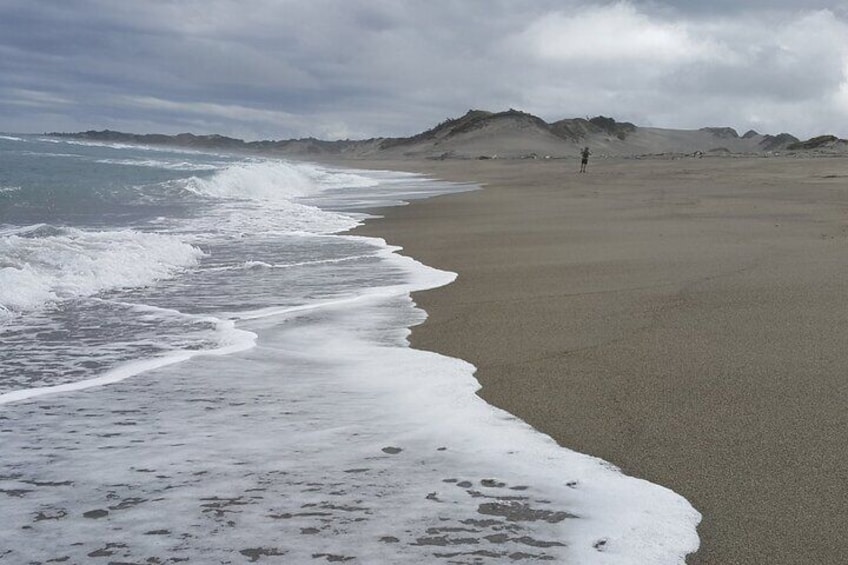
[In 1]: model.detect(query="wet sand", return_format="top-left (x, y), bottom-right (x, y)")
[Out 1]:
top-left (350, 156), bottom-right (848, 564)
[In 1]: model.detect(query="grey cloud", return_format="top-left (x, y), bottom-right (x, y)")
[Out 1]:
top-left (655, 0), bottom-right (845, 12)
top-left (1, 1), bottom-right (847, 139)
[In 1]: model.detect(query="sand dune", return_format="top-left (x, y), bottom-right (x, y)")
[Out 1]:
top-left (372, 109), bottom-right (805, 159)
top-left (55, 108), bottom-right (848, 161)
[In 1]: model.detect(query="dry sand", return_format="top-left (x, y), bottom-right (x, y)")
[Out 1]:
top-left (347, 155), bottom-right (848, 564)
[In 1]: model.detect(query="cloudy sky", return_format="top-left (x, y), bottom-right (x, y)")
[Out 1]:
top-left (2, 0), bottom-right (847, 140)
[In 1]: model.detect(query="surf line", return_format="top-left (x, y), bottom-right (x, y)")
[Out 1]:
top-left (0, 321), bottom-right (256, 405)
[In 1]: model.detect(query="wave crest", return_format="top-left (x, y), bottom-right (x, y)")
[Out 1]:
top-left (181, 160), bottom-right (379, 202)
top-left (0, 227), bottom-right (204, 314)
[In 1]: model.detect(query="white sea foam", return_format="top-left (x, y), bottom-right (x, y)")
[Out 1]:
top-left (182, 159), bottom-right (378, 202)
top-left (19, 150), bottom-right (84, 159)
top-left (0, 311), bottom-right (256, 405)
top-left (0, 227), bottom-right (204, 313)
top-left (204, 254), bottom-right (378, 273)
top-left (0, 185), bottom-right (21, 193)
top-left (39, 138), bottom-right (178, 152)
top-left (95, 158), bottom-right (220, 171)
top-left (0, 134), bottom-right (23, 141)
top-left (156, 198), bottom-right (359, 239)
top-left (241, 259), bottom-right (275, 269)
top-left (158, 160), bottom-right (374, 237)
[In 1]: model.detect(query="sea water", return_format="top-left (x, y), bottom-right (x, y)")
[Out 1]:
top-left (0, 135), bottom-right (700, 563)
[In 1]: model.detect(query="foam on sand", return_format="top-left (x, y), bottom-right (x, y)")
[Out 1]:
top-left (0, 231), bottom-right (700, 564)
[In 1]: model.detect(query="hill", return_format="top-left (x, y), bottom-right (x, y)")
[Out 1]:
top-left (50, 110), bottom-right (848, 159)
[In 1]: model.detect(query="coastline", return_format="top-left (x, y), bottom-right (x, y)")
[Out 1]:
top-left (1, 142), bottom-right (700, 563)
top-left (348, 155), bottom-right (848, 564)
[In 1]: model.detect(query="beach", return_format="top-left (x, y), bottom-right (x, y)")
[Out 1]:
top-left (351, 155), bottom-right (848, 564)
top-left (2, 137), bottom-right (702, 563)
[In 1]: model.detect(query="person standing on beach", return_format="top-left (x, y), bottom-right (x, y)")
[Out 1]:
top-left (580, 147), bottom-right (591, 173)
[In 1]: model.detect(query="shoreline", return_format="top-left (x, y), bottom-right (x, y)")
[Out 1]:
top-left (348, 155), bottom-right (848, 564)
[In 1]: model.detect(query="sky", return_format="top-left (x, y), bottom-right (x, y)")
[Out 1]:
top-left (2, 0), bottom-right (847, 140)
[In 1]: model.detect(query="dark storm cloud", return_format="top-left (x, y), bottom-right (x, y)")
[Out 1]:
top-left (1, 1), bottom-right (846, 139)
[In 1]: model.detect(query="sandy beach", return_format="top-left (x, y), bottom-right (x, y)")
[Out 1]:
top-left (350, 155), bottom-right (848, 564)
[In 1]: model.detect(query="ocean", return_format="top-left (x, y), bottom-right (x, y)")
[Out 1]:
top-left (0, 134), bottom-right (699, 563)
